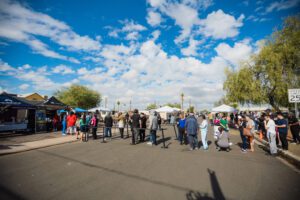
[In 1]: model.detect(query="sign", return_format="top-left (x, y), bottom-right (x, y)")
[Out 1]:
top-left (288, 89), bottom-right (300, 103)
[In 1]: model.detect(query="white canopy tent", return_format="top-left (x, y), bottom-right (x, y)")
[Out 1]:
top-left (155, 106), bottom-right (179, 120)
top-left (88, 107), bottom-right (111, 112)
top-left (239, 104), bottom-right (289, 112)
top-left (211, 104), bottom-right (237, 113)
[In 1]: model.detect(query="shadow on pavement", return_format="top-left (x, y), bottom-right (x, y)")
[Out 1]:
top-left (186, 169), bottom-right (226, 200)
top-left (0, 183), bottom-right (27, 200)
top-left (0, 144), bottom-right (24, 150)
top-left (37, 150), bottom-right (227, 200)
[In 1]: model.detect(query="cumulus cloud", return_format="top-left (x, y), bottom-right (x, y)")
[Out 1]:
top-left (107, 19), bottom-right (147, 41)
top-left (215, 39), bottom-right (253, 67)
top-left (199, 9), bottom-right (245, 39)
top-left (146, 10), bottom-right (163, 26)
top-left (52, 65), bottom-right (75, 74)
top-left (181, 38), bottom-right (204, 56)
top-left (0, 0), bottom-right (100, 63)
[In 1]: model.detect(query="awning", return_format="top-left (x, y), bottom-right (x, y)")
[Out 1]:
top-left (74, 107), bottom-right (87, 113)
top-left (211, 104), bottom-right (237, 113)
top-left (0, 93), bottom-right (35, 108)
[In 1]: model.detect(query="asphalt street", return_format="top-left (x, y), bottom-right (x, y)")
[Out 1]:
top-left (0, 125), bottom-right (299, 200)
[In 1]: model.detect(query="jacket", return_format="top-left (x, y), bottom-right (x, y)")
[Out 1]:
top-left (149, 115), bottom-right (158, 130)
top-left (104, 115), bottom-right (113, 128)
top-left (185, 115), bottom-right (198, 135)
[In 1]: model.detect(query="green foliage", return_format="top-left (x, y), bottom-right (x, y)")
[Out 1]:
top-left (224, 16), bottom-right (300, 110)
top-left (146, 103), bottom-right (157, 110)
top-left (165, 103), bottom-right (181, 109)
top-left (54, 84), bottom-right (101, 109)
top-left (187, 106), bottom-right (194, 113)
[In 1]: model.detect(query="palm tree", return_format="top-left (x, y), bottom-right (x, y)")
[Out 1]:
top-left (180, 93), bottom-right (184, 110)
top-left (117, 101), bottom-right (120, 112)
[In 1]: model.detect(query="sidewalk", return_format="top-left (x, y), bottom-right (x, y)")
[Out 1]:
top-left (0, 133), bottom-right (78, 155)
top-left (253, 133), bottom-right (300, 168)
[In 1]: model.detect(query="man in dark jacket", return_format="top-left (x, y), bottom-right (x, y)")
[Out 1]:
top-left (139, 113), bottom-right (147, 142)
top-left (104, 112), bottom-right (113, 140)
top-left (185, 112), bottom-right (199, 150)
top-left (130, 109), bottom-right (141, 145)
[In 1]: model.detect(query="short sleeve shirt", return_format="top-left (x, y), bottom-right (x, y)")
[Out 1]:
top-left (266, 119), bottom-right (276, 134)
top-left (276, 119), bottom-right (288, 134)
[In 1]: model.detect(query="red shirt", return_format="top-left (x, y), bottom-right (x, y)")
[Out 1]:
top-left (67, 115), bottom-right (77, 127)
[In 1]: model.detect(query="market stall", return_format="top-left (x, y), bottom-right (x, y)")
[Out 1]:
top-left (0, 93), bottom-right (36, 133)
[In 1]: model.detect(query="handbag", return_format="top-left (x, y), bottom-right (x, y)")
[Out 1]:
top-left (243, 128), bottom-right (252, 137)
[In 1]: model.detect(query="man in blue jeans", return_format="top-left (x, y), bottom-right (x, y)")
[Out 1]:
top-left (275, 112), bottom-right (288, 150)
top-left (104, 112), bottom-right (113, 140)
top-left (185, 112), bottom-right (199, 150)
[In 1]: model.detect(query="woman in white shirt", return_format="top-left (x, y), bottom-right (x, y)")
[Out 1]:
top-left (264, 114), bottom-right (277, 155)
top-left (199, 115), bottom-right (208, 150)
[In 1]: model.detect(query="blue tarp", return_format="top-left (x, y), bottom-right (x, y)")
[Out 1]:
top-left (74, 107), bottom-right (87, 113)
top-left (57, 109), bottom-right (66, 114)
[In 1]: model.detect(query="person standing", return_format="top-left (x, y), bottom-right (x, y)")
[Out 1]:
top-left (288, 113), bottom-right (300, 144)
top-left (238, 116), bottom-right (247, 153)
top-left (104, 112), bottom-right (113, 140)
top-left (130, 109), bottom-right (141, 145)
top-left (275, 112), bottom-right (288, 150)
top-left (139, 113), bottom-right (147, 142)
top-left (199, 115), bottom-right (208, 150)
top-left (265, 114), bottom-right (277, 156)
top-left (148, 111), bottom-right (158, 145)
top-left (245, 115), bottom-right (255, 152)
top-left (61, 114), bottom-right (67, 136)
top-left (52, 115), bottom-right (58, 132)
top-left (220, 115), bottom-right (229, 132)
top-left (178, 113), bottom-right (186, 145)
top-left (79, 113), bottom-right (87, 142)
top-left (117, 112), bottom-right (125, 139)
top-left (157, 113), bottom-right (162, 130)
top-left (90, 114), bottom-right (98, 140)
top-left (67, 111), bottom-right (77, 135)
top-left (185, 112), bottom-right (198, 151)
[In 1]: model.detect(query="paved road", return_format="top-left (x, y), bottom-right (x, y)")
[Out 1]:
top-left (0, 125), bottom-right (299, 200)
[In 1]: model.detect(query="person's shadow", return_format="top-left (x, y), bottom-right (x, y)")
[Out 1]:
top-left (186, 169), bottom-right (226, 200)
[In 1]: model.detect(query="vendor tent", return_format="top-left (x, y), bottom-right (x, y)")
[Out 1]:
top-left (212, 104), bottom-right (236, 113)
top-left (155, 106), bottom-right (177, 113)
top-left (88, 107), bottom-right (111, 112)
top-left (74, 107), bottom-right (87, 113)
top-left (239, 104), bottom-right (289, 112)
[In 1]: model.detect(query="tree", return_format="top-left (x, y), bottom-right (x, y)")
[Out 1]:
top-left (55, 84), bottom-right (101, 109)
top-left (224, 16), bottom-right (300, 110)
top-left (146, 103), bottom-right (157, 110)
top-left (165, 103), bottom-right (181, 109)
top-left (117, 101), bottom-right (120, 111)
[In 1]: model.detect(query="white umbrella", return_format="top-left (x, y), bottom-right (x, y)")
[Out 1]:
top-left (211, 104), bottom-right (236, 113)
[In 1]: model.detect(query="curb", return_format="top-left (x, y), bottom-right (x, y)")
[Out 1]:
top-left (0, 138), bottom-right (79, 156)
top-left (254, 134), bottom-right (300, 169)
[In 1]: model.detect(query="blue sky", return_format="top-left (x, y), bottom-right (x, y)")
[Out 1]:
top-left (0, 0), bottom-right (299, 110)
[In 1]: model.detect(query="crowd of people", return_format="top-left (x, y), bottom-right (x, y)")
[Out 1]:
top-left (58, 109), bottom-right (300, 155)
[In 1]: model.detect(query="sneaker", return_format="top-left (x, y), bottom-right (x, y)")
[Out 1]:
top-left (229, 142), bottom-right (233, 146)
top-left (195, 147), bottom-right (199, 150)
top-left (290, 142), bottom-right (297, 145)
top-left (147, 142), bottom-right (152, 145)
top-left (189, 148), bottom-right (194, 151)
top-left (241, 149), bottom-right (247, 153)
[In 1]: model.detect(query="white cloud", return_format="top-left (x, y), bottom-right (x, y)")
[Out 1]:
top-left (19, 84), bottom-right (29, 90)
top-left (181, 38), bottom-right (204, 56)
top-left (147, 10), bottom-right (163, 26)
top-left (0, 59), bottom-right (15, 71)
top-left (0, 0), bottom-right (100, 63)
top-left (147, 0), bottom-right (166, 7)
top-left (266, 0), bottom-right (299, 13)
top-left (215, 39), bottom-right (253, 67)
top-left (151, 30), bottom-right (161, 41)
top-left (160, 2), bottom-right (200, 44)
top-left (107, 19), bottom-right (147, 40)
top-left (52, 64), bottom-right (75, 74)
top-left (199, 9), bottom-right (245, 39)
